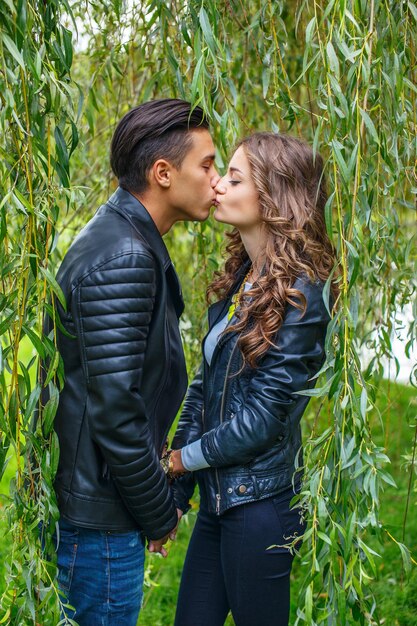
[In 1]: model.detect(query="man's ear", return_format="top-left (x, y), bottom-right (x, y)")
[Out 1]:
top-left (151, 159), bottom-right (172, 189)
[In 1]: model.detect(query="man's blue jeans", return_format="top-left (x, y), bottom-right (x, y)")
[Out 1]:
top-left (55, 519), bottom-right (145, 626)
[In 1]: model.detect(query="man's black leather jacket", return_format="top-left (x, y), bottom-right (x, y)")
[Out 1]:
top-left (43, 188), bottom-right (187, 539)
top-left (173, 265), bottom-right (330, 515)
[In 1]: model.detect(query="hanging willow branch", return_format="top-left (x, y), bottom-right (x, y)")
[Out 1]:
top-left (0, 0), bottom-right (80, 623)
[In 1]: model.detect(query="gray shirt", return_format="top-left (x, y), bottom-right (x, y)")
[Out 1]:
top-left (181, 283), bottom-right (252, 472)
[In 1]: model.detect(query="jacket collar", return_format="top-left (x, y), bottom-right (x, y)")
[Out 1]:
top-left (107, 187), bottom-right (172, 269)
top-left (207, 257), bottom-right (252, 329)
top-left (106, 187), bottom-right (184, 317)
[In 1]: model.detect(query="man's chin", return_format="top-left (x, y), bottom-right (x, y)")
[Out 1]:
top-left (212, 208), bottom-right (229, 224)
top-left (193, 206), bottom-right (213, 222)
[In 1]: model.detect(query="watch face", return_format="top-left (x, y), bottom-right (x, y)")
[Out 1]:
top-left (160, 457), bottom-right (169, 474)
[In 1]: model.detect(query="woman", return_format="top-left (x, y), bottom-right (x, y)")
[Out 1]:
top-left (165, 132), bottom-right (337, 626)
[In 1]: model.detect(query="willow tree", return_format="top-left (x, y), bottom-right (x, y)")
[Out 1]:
top-left (1, 1), bottom-right (416, 624)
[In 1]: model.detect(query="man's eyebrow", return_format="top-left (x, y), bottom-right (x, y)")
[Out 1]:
top-left (229, 166), bottom-right (243, 174)
top-left (201, 154), bottom-right (216, 162)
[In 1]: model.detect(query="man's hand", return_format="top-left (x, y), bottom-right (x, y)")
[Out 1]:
top-left (168, 508), bottom-right (183, 542)
top-left (148, 509), bottom-right (183, 557)
top-left (147, 532), bottom-right (170, 558)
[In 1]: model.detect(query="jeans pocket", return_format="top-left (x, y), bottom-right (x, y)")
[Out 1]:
top-left (271, 494), bottom-right (305, 551)
top-left (56, 524), bottom-right (79, 596)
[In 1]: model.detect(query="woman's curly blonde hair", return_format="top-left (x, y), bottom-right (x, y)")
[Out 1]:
top-left (208, 132), bottom-right (339, 368)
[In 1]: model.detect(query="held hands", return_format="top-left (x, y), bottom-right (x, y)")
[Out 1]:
top-left (147, 508), bottom-right (183, 558)
top-left (150, 446), bottom-right (187, 557)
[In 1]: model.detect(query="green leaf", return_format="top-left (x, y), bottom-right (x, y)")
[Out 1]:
top-left (317, 531), bottom-right (333, 546)
top-left (191, 56), bottom-right (205, 101)
top-left (360, 108), bottom-right (380, 145)
top-left (326, 41), bottom-right (340, 77)
top-left (42, 385), bottom-right (59, 435)
top-left (43, 350), bottom-right (60, 387)
top-left (360, 387), bottom-right (368, 419)
top-left (379, 470), bottom-right (397, 488)
top-left (50, 431), bottom-right (60, 478)
top-left (0, 310), bottom-right (16, 335)
top-left (39, 266), bottom-right (67, 311)
top-left (62, 27), bottom-right (73, 69)
top-left (346, 240), bottom-right (360, 287)
top-left (54, 126), bottom-right (69, 166)
top-left (407, 1), bottom-right (417, 22)
top-left (24, 384), bottom-right (42, 421)
top-left (2, 0), bottom-right (16, 14)
top-left (262, 67), bottom-right (270, 99)
top-left (396, 539), bottom-right (412, 573)
top-left (199, 7), bottom-right (218, 57)
top-left (295, 374), bottom-right (336, 397)
top-left (336, 583), bottom-right (347, 625)
top-left (2, 33), bottom-right (25, 70)
top-left (331, 140), bottom-right (349, 185)
top-left (305, 17), bottom-right (316, 45)
top-left (305, 582), bottom-right (313, 622)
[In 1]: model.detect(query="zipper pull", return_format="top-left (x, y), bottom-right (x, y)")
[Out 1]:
top-left (216, 493), bottom-right (221, 514)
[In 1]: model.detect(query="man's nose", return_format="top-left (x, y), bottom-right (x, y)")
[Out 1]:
top-left (210, 169), bottom-right (221, 188)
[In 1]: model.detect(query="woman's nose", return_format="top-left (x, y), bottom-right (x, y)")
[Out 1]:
top-left (214, 176), bottom-right (227, 194)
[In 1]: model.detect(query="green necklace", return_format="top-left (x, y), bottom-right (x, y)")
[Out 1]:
top-left (227, 268), bottom-right (253, 321)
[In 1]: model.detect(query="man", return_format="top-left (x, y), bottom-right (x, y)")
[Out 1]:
top-left (45, 99), bottom-right (219, 625)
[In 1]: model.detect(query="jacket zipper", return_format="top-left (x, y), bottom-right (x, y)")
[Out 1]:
top-left (215, 341), bottom-right (239, 515)
top-left (215, 493), bottom-right (221, 514)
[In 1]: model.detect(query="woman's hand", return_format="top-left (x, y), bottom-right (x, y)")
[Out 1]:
top-left (170, 449), bottom-right (186, 476)
top-left (160, 447), bottom-right (187, 479)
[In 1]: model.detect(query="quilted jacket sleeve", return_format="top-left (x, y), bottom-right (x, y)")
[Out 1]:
top-left (171, 364), bottom-right (204, 513)
top-left (72, 252), bottom-right (177, 540)
top-left (200, 280), bottom-right (330, 467)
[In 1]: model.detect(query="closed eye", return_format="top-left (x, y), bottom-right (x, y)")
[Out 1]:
top-left (229, 180), bottom-right (241, 185)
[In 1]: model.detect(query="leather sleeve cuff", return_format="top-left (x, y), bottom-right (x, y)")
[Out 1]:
top-left (145, 508), bottom-right (178, 541)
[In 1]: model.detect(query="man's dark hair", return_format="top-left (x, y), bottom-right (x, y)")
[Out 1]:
top-left (110, 99), bottom-right (209, 194)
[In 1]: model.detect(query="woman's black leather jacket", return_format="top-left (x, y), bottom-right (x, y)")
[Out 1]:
top-left (173, 267), bottom-right (330, 515)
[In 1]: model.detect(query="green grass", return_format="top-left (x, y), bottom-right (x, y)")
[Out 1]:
top-left (1, 379), bottom-right (416, 625)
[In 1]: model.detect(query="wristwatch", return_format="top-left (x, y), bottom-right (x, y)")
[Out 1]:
top-left (160, 449), bottom-right (174, 477)
top-left (160, 449), bottom-right (186, 480)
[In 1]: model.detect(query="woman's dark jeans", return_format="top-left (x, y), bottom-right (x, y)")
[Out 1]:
top-left (175, 487), bottom-right (304, 626)
top-left (55, 519), bottom-right (145, 626)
